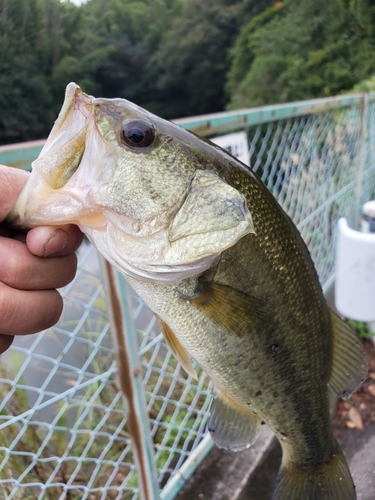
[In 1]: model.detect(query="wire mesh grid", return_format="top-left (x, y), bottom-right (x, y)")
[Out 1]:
top-left (0, 241), bottom-right (212, 499)
top-left (360, 100), bottom-right (375, 210)
top-left (248, 102), bottom-right (375, 286)
top-left (0, 95), bottom-right (375, 499)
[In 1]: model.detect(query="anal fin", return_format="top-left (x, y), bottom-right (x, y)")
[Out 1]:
top-left (328, 309), bottom-right (368, 399)
top-left (156, 316), bottom-right (197, 380)
top-left (207, 389), bottom-right (261, 451)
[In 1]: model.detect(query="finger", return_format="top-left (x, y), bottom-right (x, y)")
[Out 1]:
top-left (0, 237), bottom-right (78, 290)
top-left (0, 282), bottom-right (63, 335)
top-left (0, 165), bottom-right (29, 222)
top-left (0, 334), bottom-right (14, 354)
top-left (26, 224), bottom-right (84, 257)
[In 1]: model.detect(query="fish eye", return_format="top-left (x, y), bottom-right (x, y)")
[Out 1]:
top-left (121, 120), bottom-right (154, 149)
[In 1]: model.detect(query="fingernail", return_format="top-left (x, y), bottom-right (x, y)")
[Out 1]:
top-left (42, 228), bottom-right (68, 257)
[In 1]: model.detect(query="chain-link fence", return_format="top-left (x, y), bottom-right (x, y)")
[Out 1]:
top-left (0, 92), bottom-right (375, 499)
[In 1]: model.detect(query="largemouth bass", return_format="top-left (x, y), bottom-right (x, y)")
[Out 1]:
top-left (8, 83), bottom-right (367, 499)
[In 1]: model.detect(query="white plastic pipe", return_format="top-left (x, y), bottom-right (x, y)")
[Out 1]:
top-left (335, 217), bottom-right (375, 321)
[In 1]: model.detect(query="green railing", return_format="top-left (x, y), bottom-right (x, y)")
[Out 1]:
top-left (0, 92), bottom-right (375, 500)
top-left (0, 140), bottom-right (44, 170)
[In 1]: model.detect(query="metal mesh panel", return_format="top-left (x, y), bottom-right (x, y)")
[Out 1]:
top-left (0, 242), bottom-right (212, 499)
top-left (360, 101), bottom-right (375, 210)
top-left (248, 104), bottom-right (364, 286)
top-left (1, 95), bottom-right (375, 499)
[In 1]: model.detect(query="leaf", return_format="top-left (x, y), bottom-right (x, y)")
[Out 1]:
top-left (347, 407), bottom-right (364, 430)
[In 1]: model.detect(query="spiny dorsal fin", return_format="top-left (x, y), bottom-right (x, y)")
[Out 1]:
top-left (208, 389), bottom-right (261, 451)
top-left (188, 279), bottom-right (273, 337)
top-left (328, 309), bottom-right (368, 399)
top-left (156, 316), bottom-right (197, 380)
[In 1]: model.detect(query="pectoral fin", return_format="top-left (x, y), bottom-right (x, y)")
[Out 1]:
top-left (208, 389), bottom-right (261, 451)
top-left (328, 309), bottom-right (368, 399)
top-left (156, 316), bottom-right (197, 379)
top-left (188, 279), bottom-right (273, 337)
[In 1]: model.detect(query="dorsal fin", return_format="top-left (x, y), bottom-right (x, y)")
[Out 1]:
top-left (156, 316), bottom-right (197, 379)
top-left (328, 309), bottom-right (368, 399)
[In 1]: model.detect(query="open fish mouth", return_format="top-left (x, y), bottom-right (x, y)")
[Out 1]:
top-left (6, 84), bottom-right (108, 230)
top-left (32, 83), bottom-right (93, 189)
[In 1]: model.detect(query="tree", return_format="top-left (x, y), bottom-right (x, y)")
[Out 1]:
top-left (94, 0), bottom-right (186, 111)
top-left (148, 0), bottom-right (244, 118)
top-left (43, 0), bottom-right (112, 112)
top-left (226, 0), bottom-right (375, 109)
top-left (0, 0), bottom-right (53, 142)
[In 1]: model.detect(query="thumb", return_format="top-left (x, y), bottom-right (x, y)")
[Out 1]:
top-left (0, 165), bottom-right (30, 222)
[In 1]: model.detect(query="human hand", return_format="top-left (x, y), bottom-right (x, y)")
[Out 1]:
top-left (0, 164), bottom-right (84, 354)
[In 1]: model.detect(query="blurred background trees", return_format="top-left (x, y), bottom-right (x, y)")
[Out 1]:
top-left (1, 0), bottom-right (375, 144)
top-left (227, 0), bottom-right (375, 109)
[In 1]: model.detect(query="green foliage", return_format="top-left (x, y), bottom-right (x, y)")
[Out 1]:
top-left (347, 319), bottom-right (374, 340)
top-left (146, 0), bottom-right (245, 118)
top-left (94, 0), bottom-right (246, 118)
top-left (351, 73), bottom-right (375, 91)
top-left (0, 360), bottom-right (135, 498)
top-left (3, 0), bottom-right (375, 144)
top-left (227, 0), bottom-right (375, 109)
top-left (0, 0), bottom-right (250, 143)
top-left (0, 0), bottom-right (53, 141)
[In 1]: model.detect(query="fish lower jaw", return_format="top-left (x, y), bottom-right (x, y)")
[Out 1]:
top-left (105, 254), bottom-right (219, 284)
top-left (92, 233), bottom-right (220, 284)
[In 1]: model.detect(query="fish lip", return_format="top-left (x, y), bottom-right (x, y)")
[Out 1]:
top-left (6, 179), bottom-right (32, 228)
top-left (41, 83), bottom-right (93, 156)
top-left (7, 83), bottom-right (95, 228)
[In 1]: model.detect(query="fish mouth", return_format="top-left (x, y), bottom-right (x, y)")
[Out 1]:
top-left (34, 82), bottom-right (93, 178)
top-left (6, 83), bottom-right (102, 229)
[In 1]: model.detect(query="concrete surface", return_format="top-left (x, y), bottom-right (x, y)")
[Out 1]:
top-left (176, 426), bottom-right (280, 500)
top-left (177, 423), bottom-right (375, 500)
top-left (342, 424), bottom-right (375, 500)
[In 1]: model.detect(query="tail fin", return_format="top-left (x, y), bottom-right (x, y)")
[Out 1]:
top-left (272, 447), bottom-right (356, 500)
